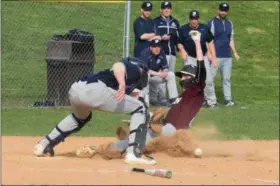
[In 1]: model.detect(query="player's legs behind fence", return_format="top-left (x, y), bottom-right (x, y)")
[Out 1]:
top-left (33, 80), bottom-right (156, 165)
top-left (157, 55), bottom-right (177, 105)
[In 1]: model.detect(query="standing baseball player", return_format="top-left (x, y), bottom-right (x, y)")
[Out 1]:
top-left (207, 2), bottom-right (240, 107)
top-left (177, 10), bottom-right (218, 108)
top-left (133, 1), bottom-right (160, 58)
top-left (153, 1), bottom-right (180, 102)
top-left (108, 30), bottom-right (207, 153)
top-left (33, 57), bottom-right (157, 165)
top-left (138, 39), bottom-right (178, 107)
top-left (153, 1), bottom-right (180, 72)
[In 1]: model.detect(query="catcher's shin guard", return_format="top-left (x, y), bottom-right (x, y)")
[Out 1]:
top-left (127, 104), bottom-right (149, 158)
top-left (128, 123), bottom-right (148, 157)
top-left (45, 113), bottom-right (92, 150)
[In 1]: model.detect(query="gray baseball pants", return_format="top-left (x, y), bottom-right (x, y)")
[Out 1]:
top-left (210, 58), bottom-right (233, 102)
top-left (149, 72), bottom-right (178, 104)
top-left (39, 80), bottom-right (148, 156)
top-left (158, 55), bottom-right (177, 101)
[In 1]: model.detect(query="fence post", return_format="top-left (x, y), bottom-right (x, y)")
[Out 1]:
top-left (124, 0), bottom-right (131, 58)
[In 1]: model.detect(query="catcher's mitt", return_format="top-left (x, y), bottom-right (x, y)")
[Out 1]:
top-left (121, 107), bottom-right (169, 125)
top-left (151, 107), bottom-right (169, 122)
top-left (148, 107), bottom-right (169, 134)
top-left (119, 107), bottom-right (169, 137)
top-left (76, 145), bottom-right (97, 158)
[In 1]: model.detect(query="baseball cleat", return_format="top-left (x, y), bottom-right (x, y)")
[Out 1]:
top-left (33, 143), bottom-right (55, 157)
top-left (225, 100), bottom-right (235, 107)
top-left (124, 153), bottom-right (157, 165)
top-left (208, 104), bottom-right (218, 109)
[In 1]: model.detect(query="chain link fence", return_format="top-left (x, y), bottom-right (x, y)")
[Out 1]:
top-left (2, 1), bottom-right (126, 108)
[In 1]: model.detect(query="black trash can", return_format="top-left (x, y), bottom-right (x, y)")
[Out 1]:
top-left (45, 39), bottom-right (95, 106)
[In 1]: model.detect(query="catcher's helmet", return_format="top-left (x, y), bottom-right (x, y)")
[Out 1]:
top-left (123, 57), bottom-right (148, 72)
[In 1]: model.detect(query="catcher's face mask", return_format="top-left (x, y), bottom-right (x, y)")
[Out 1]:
top-left (136, 70), bottom-right (148, 90)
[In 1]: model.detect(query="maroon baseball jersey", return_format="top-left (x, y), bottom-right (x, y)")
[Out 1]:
top-left (163, 60), bottom-right (206, 129)
top-left (164, 83), bottom-right (204, 129)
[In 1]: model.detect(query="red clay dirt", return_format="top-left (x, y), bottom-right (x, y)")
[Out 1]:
top-left (2, 136), bottom-right (279, 185)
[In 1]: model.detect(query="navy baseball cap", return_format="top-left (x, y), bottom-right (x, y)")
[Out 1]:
top-left (141, 1), bottom-right (153, 11)
top-left (161, 1), bottom-right (172, 9)
top-left (189, 10), bottom-right (200, 19)
top-left (219, 2), bottom-right (230, 11)
top-left (150, 39), bottom-right (161, 47)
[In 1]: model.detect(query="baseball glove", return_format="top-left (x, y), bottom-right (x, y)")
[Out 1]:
top-left (151, 107), bottom-right (169, 122)
top-left (148, 107), bottom-right (169, 134)
top-left (118, 107), bottom-right (169, 137)
top-left (76, 145), bottom-right (97, 158)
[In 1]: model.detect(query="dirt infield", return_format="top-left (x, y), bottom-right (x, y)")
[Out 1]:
top-left (2, 136), bottom-right (279, 185)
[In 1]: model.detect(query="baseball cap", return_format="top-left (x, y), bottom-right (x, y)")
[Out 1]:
top-left (219, 2), bottom-right (230, 11)
top-left (150, 39), bottom-right (161, 47)
top-left (189, 10), bottom-right (200, 20)
top-left (161, 1), bottom-right (172, 9)
top-left (141, 1), bottom-right (153, 11)
top-left (175, 65), bottom-right (197, 78)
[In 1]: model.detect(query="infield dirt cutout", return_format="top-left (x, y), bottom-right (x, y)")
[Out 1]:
top-left (2, 133), bottom-right (279, 185)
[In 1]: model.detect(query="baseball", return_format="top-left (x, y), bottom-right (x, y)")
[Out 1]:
top-left (194, 148), bottom-right (203, 158)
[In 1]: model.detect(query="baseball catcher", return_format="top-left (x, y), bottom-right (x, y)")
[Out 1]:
top-left (33, 56), bottom-right (158, 165)
top-left (76, 30), bottom-right (207, 159)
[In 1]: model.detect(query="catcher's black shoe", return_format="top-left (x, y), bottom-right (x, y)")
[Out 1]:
top-left (33, 143), bottom-right (55, 157)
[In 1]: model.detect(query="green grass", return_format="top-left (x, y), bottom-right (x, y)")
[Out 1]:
top-left (1, 1), bottom-right (279, 140)
top-left (2, 105), bottom-right (279, 140)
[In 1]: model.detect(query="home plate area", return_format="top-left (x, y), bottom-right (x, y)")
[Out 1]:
top-left (2, 136), bottom-right (279, 185)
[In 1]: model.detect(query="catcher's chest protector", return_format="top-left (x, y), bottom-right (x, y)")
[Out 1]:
top-left (164, 84), bottom-right (204, 129)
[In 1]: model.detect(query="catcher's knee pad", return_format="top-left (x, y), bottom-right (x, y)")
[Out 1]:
top-left (71, 112), bottom-right (92, 132)
top-left (46, 113), bottom-right (92, 148)
top-left (130, 97), bottom-right (148, 115)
